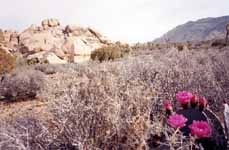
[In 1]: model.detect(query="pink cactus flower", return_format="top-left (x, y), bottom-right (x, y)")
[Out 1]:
top-left (199, 97), bottom-right (208, 108)
top-left (176, 91), bottom-right (193, 105)
top-left (164, 101), bottom-right (173, 111)
top-left (168, 114), bottom-right (188, 129)
top-left (189, 121), bottom-right (212, 138)
top-left (164, 101), bottom-right (173, 115)
top-left (191, 95), bottom-right (198, 104)
top-left (191, 95), bottom-right (198, 107)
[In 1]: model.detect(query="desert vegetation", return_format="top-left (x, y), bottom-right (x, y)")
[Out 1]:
top-left (91, 44), bottom-right (131, 62)
top-left (132, 39), bottom-right (229, 55)
top-left (0, 68), bottom-right (46, 101)
top-left (0, 49), bottom-right (16, 75)
top-left (0, 45), bottom-right (229, 149)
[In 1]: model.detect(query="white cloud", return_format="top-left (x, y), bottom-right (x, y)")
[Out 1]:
top-left (0, 0), bottom-right (228, 43)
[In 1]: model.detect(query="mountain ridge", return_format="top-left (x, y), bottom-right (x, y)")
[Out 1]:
top-left (154, 16), bottom-right (229, 43)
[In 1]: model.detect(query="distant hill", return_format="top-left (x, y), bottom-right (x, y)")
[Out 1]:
top-left (154, 16), bottom-right (229, 43)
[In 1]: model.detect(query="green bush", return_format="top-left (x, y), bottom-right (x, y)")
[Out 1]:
top-left (0, 49), bottom-right (16, 75)
top-left (91, 45), bottom-right (130, 62)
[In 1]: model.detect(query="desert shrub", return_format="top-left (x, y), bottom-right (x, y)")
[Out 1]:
top-left (0, 46), bottom-right (229, 149)
top-left (14, 52), bottom-right (29, 68)
top-left (14, 53), bottom-right (47, 69)
top-left (0, 59), bottom-right (156, 149)
top-left (187, 42), bottom-right (193, 50)
top-left (211, 39), bottom-right (226, 47)
top-left (91, 45), bottom-right (130, 62)
top-left (27, 58), bottom-right (50, 66)
top-left (27, 58), bottom-right (40, 65)
top-left (34, 64), bottom-right (68, 75)
top-left (0, 68), bottom-right (46, 101)
top-left (177, 44), bottom-right (184, 51)
top-left (0, 49), bottom-right (16, 75)
top-left (155, 43), bottom-right (162, 50)
top-left (34, 64), bottom-right (58, 75)
top-left (0, 117), bottom-right (55, 150)
top-left (39, 59), bottom-right (156, 149)
top-left (40, 47), bottom-right (229, 148)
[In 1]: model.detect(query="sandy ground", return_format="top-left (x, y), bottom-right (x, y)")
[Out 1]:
top-left (0, 99), bottom-right (51, 122)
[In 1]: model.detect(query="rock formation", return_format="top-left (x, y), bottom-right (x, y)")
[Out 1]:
top-left (0, 29), bottom-right (4, 43)
top-left (42, 18), bottom-right (60, 29)
top-left (0, 18), bottom-right (112, 64)
top-left (0, 29), bottom-right (18, 54)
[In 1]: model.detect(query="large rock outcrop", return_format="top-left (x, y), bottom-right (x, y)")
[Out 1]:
top-left (0, 29), bottom-right (19, 53)
top-left (0, 29), bottom-right (4, 43)
top-left (19, 25), bottom-right (64, 53)
top-left (16, 18), bottom-right (111, 63)
top-left (42, 18), bottom-right (60, 29)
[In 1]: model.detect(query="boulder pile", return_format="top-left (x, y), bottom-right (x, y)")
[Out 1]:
top-left (0, 18), bottom-right (112, 64)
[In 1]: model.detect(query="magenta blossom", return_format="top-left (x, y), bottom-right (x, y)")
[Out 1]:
top-left (176, 91), bottom-right (193, 105)
top-left (164, 101), bottom-right (173, 111)
top-left (189, 121), bottom-right (212, 138)
top-left (191, 95), bottom-right (198, 107)
top-left (168, 114), bottom-right (188, 129)
top-left (191, 95), bottom-right (198, 104)
top-left (199, 97), bottom-right (208, 109)
top-left (164, 101), bottom-right (173, 115)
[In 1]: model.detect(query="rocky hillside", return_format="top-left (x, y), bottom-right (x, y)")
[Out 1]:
top-left (0, 19), bottom-right (112, 63)
top-left (154, 16), bottom-right (229, 43)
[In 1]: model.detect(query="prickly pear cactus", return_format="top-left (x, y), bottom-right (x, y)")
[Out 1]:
top-left (151, 92), bottom-right (228, 150)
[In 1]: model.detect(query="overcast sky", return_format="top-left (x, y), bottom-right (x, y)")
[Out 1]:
top-left (0, 0), bottom-right (228, 43)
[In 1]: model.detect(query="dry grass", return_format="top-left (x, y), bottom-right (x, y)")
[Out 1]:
top-left (0, 46), bottom-right (229, 149)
